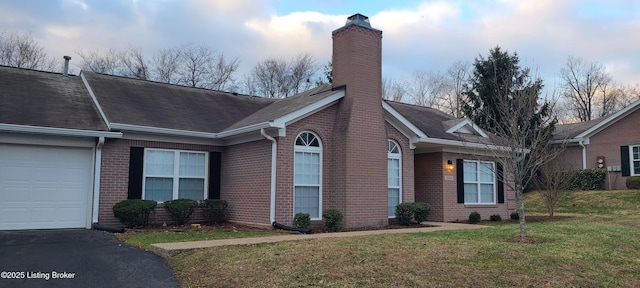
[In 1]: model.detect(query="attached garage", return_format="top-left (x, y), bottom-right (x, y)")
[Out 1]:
top-left (0, 143), bottom-right (94, 230)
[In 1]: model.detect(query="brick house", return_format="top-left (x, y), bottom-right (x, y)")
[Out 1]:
top-left (554, 98), bottom-right (640, 190)
top-left (0, 14), bottom-right (514, 230)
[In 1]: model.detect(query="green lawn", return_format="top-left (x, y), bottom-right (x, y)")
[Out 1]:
top-left (116, 226), bottom-right (285, 249)
top-left (164, 190), bottom-right (640, 287)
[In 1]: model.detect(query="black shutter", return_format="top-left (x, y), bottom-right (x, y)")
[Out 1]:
top-left (456, 159), bottom-right (464, 203)
top-left (208, 152), bottom-right (222, 199)
top-left (127, 147), bottom-right (144, 199)
top-left (621, 146), bottom-right (630, 177)
top-left (496, 162), bottom-right (505, 203)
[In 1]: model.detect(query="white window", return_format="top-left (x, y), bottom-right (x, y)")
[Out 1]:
top-left (388, 140), bottom-right (401, 217)
top-left (294, 132), bottom-right (322, 219)
top-left (632, 146), bottom-right (640, 175)
top-left (463, 160), bottom-right (495, 204)
top-left (143, 149), bottom-right (207, 202)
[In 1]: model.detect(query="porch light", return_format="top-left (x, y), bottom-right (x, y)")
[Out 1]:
top-left (446, 160), bottom-right (454, 172)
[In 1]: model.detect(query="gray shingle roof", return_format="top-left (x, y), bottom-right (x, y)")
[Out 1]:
top-left (386, 100), bottom-right (503, 145)
top-left (0, 65), bottom-right (108, 131)
top-left (83, 72), bottom-right (275, 133)
top-left (224, 84), bottom-right (341, 131)
top-left (552, 119), bottom-right (605, 141)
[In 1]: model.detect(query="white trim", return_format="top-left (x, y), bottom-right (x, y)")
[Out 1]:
top-left (462, 160), bottom-right (497, 205)
top-left (217, 122), bottom-right (275, 138)
top-left (416, 137), bottom-right (513, 152)
top-left (260, 128), bottom-right (278, 224)
top-left (630, 145), bottom-right (640, 176)
top-left (445, 119), bottom-right (489, 138)
top-left (387, 139), bottom-right (402, 218)
top-left (293, 131), bottom-right (323, 220)
top-left (92, 137), bottom-right (105, 224)
top-left (0, 123), bottom-right (122, 139)
top-left (81, 71), bottom-right (111, 130)
top-left (110, 123), bottom-right (218, 138)
top-left (382, 102), bottom-right (428, 139)
top-left (575, 98), bottom-right (640, 139)
top-left (141, 148), bottom-right (209, 202)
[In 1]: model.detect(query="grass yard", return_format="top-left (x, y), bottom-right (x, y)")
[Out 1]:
top-left (116, 224), bottom-right (285, 249)
top-left (166, 190), bottom-right (640, 287)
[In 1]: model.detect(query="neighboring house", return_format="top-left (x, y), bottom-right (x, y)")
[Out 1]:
top-left (554, 98), bottom-right (640, 190)
top-left (0, 14), bottom-right (514, 230)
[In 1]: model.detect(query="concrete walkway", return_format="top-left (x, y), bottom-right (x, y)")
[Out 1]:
top-left (149, 222), bottom-right (487, 258)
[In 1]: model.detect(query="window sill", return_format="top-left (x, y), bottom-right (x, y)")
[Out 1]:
top-left (464, 204), bottom-right (498, 208)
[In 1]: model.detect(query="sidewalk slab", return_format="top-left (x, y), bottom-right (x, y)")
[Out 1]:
top-left (149, 222), bottom-right (487, 258)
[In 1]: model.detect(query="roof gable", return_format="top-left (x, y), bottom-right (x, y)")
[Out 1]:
top-left (444, 119), bottom-right (488, 137)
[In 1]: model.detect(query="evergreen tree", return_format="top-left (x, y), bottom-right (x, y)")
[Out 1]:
top-left (462, 46), bottom-right (554, 146)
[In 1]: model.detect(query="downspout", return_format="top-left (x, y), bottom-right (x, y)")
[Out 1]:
top-left (261, 128), bottom-right (277, 224)
top-left (92, 137), bottom-right (105, 225)
top-left (579, 140), bottom-right (587, 169)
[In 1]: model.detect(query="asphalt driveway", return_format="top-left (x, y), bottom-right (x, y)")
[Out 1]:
top-left (0, 229), bottom-right (178, 288)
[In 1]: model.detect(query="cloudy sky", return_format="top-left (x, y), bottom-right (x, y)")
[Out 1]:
top-left (1, 0), bottom-right (639, 92)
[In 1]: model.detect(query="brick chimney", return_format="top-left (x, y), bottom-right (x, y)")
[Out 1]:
top-left (331, 14), bottom-right (388, 228)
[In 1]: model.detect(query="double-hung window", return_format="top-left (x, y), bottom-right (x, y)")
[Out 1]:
top-left (463, 160), bottom-right (495, 204)
top-left (143, 149), bottom-right (207, 202)
top-left (632, 146), bottom-right (640, 175)
top-left (294, 132), bottom-right (322, 219)
top-left (388, 140), bottom-right (401, 217)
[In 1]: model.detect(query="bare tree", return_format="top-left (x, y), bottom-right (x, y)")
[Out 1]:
top-left (246, 53), bottom-right (318, 98)
top-left (560, 56), bottom-right (612, 121)
top-left (207, 53), bottom-right (240, 91)
top-left (151, 47), bottom-right (181, 84)
top-left (446, 60), bottom-right (471, 117)
top-left (463, 47), bottom-right (559, 237)
top-left (532, 151), bottom-right (572, 216)
top-left (177, 43), bottom-right (213, 88)
top-left (382, 77), bottom-right (407, 102)
top-left (0, 30), bottom-right (57, 71)
top-left (76, 48), bottom-right (121, 75)
top-left (288, 53), bottom-right (316, 94)
top-left (119, 45), bottom-right (149, 80)
top-left (407, 71), bottom-right (447, 107)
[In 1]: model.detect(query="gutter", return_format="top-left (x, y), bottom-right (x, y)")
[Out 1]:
top-left (0, 123), bottom-right (122, 138)
top-left (92, 136), bottom-right (105, 225)
top-left (579, 140), bottom-right (587, 169)
top-left (260, 128), bottom-right (277, 224)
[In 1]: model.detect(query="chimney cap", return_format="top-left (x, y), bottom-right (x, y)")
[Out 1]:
top-left (345, 13), bottom-right (371, 28)
top-left (333, 13), bottom-right (380, 34)
top-left (63, 55), bottom-right (71, 60)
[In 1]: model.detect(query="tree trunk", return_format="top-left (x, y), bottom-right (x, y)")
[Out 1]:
top-left (516, 187), bottom-right (527, 237)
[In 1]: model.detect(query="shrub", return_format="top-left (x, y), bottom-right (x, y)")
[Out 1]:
top-left (468, 211), bottom-right (481, 224)
top-left (293, 213), bottom-right (311, 229)
top-left (626, 176), bottom-right (640, 189)
top-left (164, 199), bottom-right (199, 226)
top-left (395, 203), bottom-right (415, 226)
top-left (568, 168), bottom-right (606, 190)
top-left (490, 214), bottom-right (502, 221)
top-left (510, 211), bottom-right (520, 220)
top-left (201, 199), bottom-right (228, 224)
top-left (412, 202), bottom-right (431, 223)
top-left (112, 199), bottom-right (157, 228)
top-left (322, 209), bottom-right (343, 232)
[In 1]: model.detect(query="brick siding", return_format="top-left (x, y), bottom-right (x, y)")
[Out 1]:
top-left (98, 138), bottom-right (221, 227)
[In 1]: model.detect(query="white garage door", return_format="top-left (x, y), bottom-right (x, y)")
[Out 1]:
top-left (0, 144), bottom-right (93, 230)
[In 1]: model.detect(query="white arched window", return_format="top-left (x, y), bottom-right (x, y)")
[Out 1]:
top-left (388, 140), bottom-right (402, 217)
top-left (294, 132), bottom-right (322, 219)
